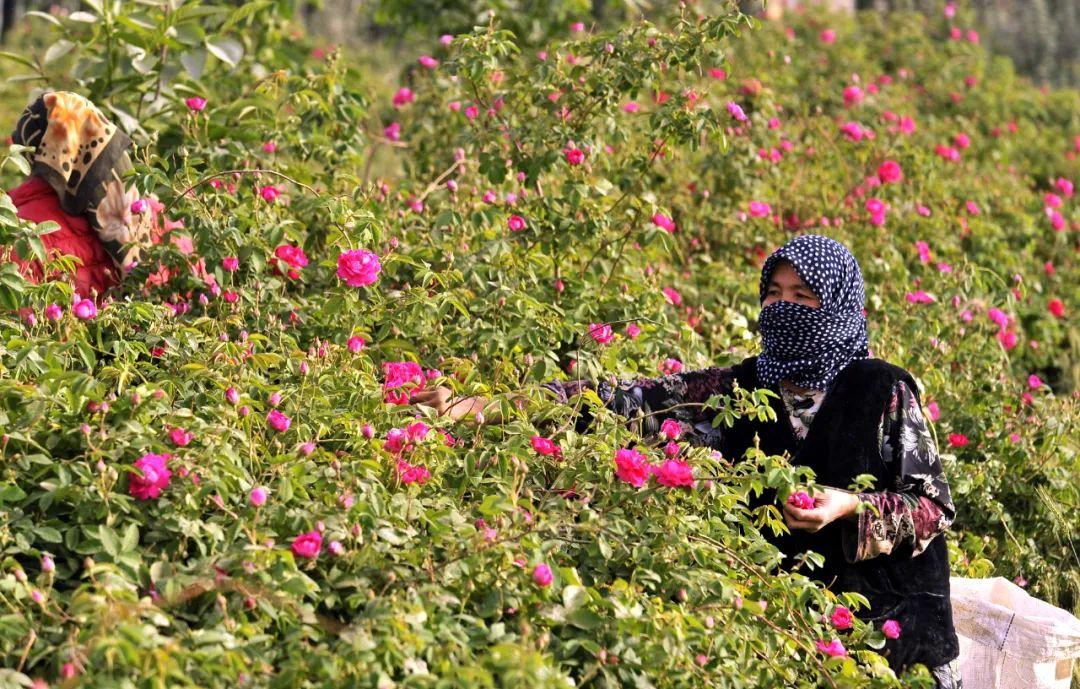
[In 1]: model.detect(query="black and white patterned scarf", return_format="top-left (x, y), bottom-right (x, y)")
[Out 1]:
top-left (755, 234), bottom-right (870, 392)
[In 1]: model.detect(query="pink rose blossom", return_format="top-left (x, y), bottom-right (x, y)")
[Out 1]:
top-left (73, 299), bottom-right (97, 320)
top-left (652, 212), bottom-right (676, 232)
top-left (291, 530), bottom-right (322, 559)
top-left (129, 453), bottom-right (172, 500)
top-left (336, 249), bottom-right (382, 287)
top-left (185, 97), bottom-right (207, 111)
top-left (392, 87), bottom-right (414, 107)
top-left (532, 562), bottom-right (553, 587)
top-left (531, 435), bottom-right (562, 458)
top-left (250, 487), bottom-right (267, 506)
top-left (878, 160), bottom-right (903, 183)
top-left (787, 491), bottom-right (814, 510)
top-left (882, 619), bottom-right (901, 639)
top-left (507, 214), bottom-right (527, 232)
top-left (169, 427), bottom-right (194, 447)
top-left (614, 447), bottom-right (652, 487)
top-left (660, 418), bottom-right (682, 441)
top-left (830, 606), bottom-right (853, 630)
top-left (589, 322), bottom-right (614, 345)
top-left (45, 303), bottom-right (62, 321)
top-left (625, 323), bottom-right (641, 339)
top-left (347, 336), bottom-right (365, 353)
top-left (816, 639), bottom-right (847, 658)
top-left (267, 409), bottom-right (291, 433)
top-left (654, 458), bottom-right (695, 488)
top-left (726, 101), bottom-right (748, 122)
top-left (748, 201), bottom-right (772, 218)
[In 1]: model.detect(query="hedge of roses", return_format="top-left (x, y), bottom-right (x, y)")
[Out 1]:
top-left (0, 1), bottom-right (1076, 687)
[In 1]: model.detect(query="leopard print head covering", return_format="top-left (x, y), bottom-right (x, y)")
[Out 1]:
top-left (12, 91), bottom-right (138, 265)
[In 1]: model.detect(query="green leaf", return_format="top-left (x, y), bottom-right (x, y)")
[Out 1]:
top-left (35, 526), bottom-right (63, 543)
top-left (205, 37), bottom-right (243, 67)
top-left (43, 40), bottom-right (76, 65)
top-left (180, 49), bottom-right (207, 80)
top-left (98, 525), bottom-right (120, 558)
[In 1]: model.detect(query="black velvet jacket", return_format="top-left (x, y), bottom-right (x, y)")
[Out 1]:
top-left (722, 356), bottom-right (959, 672)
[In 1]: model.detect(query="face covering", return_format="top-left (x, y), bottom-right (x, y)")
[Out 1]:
top-left (755, 234), bottom-right (870, 392)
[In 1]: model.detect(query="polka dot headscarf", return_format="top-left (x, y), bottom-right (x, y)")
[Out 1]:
top-left (755, 234), bottom-right (870, 392)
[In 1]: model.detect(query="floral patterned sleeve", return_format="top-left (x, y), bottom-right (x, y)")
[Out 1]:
top-left (540, 366), bottom-right (736, 443)
top-left (842, 379), bottom-right (956, 563)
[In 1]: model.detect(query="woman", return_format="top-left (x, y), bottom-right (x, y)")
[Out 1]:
top-left (5, 91), bottom-right (155, 301)
top-left (412, 234), bottom-right (961, 687)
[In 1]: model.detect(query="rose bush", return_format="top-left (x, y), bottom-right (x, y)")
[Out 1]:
top-left (0, 0), bottom-right (1076, 687)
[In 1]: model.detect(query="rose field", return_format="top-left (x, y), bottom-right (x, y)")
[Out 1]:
top-left (0, 0), bottom-right (1077, 687)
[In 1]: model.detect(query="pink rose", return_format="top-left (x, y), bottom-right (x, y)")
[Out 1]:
top-left (787, 491), bottom-right (815, 510)
top-left (662, 287), bottom-right (682, 306)
top-left (347, 336), bottom-right (365, 353)
top-left (877, 160), bottom-right (903, 183)
top-left (816, 639), bottom-right (847, 658)
top-left (259, 185), bottom-right (280, 203)
top-left (614, 447), bottom-right (652, 487)
top-left (291, 530), bottom-right (322, 559)
top-left (1027, 374), bottom-right (1043, 389)
top-left (185, 97), bottom-right (207, 111)
top-left (748, 201), bottom-right (771, 218)
top-left (652, 212), bottom-right (676, 232)
top-left (532, 563), bottom-right (553, 587)
top-left (830, 606), bottom-right (853, 630)
top-left (660, 418), bottom-right (681, 441)
top-left (72, 299), bottom-right (97, 320)
top-left (396, 458), bottom-right (431, 484)
top-left (654, 458), bottom-right (694, 488)
top-left (948, 433), bottom-right (968, 447)
top-left (882, 619), bottom-right (901, 639)
top-left (507, 214), bottom-right (527, 232)
top-left (564, 147), bottom-right (585, 165)
top-left (250, 487), bottom-right (267, 506)
top-left (659, 358), bottom-right (683, 375)
top-left (129, 453), bottom-right (172, 500)
top-left (267, 409), bottom-right (291, 433)
top-left (418, 55), bottom-right (438, 68)
top-left (530, 435), bottom-right (562, 458)
top-left (169, 427), bottom-right (193, 447)
top-left (625, 323), bottom-right (641, 339)
top-left (273, 244), bottom-right (308, 270)
top-left (588, 322), bottom-right (614, 345)
top-left (392, 87), bottom-right (414, 107)
top-left (45, 303), bottom-right (62, 321)
top-left (336, 249), bottom-right (382, 287)
top-left (384, 121), bottom-right (401, 141)
top-left (726, 101), bottom-right (747, 122)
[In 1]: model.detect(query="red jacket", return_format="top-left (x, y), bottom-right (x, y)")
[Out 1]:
top-left (6, 175), bottom-right (119, 299)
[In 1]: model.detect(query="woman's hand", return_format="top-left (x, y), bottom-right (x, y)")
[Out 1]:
top-left (409, 385), bottom-right (486, 422)
top-left (783, 487), bottom-right (862, 532)
top-left (409, 385), bottom-right (455, 416)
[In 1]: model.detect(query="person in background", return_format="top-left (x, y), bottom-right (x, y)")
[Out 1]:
top-left (4, 90), bottom-right (158, 301)
top-left (411, 234), bottom-right (962, 687)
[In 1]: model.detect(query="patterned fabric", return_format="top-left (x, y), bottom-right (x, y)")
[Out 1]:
top-left (842, 380), bottom-right (955, 563)
top-left (543, 372), bottom-right (955, 563)
top-left (778, 383), bottom-right (826, 440)
top-left (931, 657), bottom-right (963, 689)
top-left (11, 91), bottom-right (149, 268)
top-left (756, 234), bottom-right (870, 392)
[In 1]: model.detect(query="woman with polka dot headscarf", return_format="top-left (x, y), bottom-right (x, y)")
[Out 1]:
top-left (414, 234), bottom-right (961, 685)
